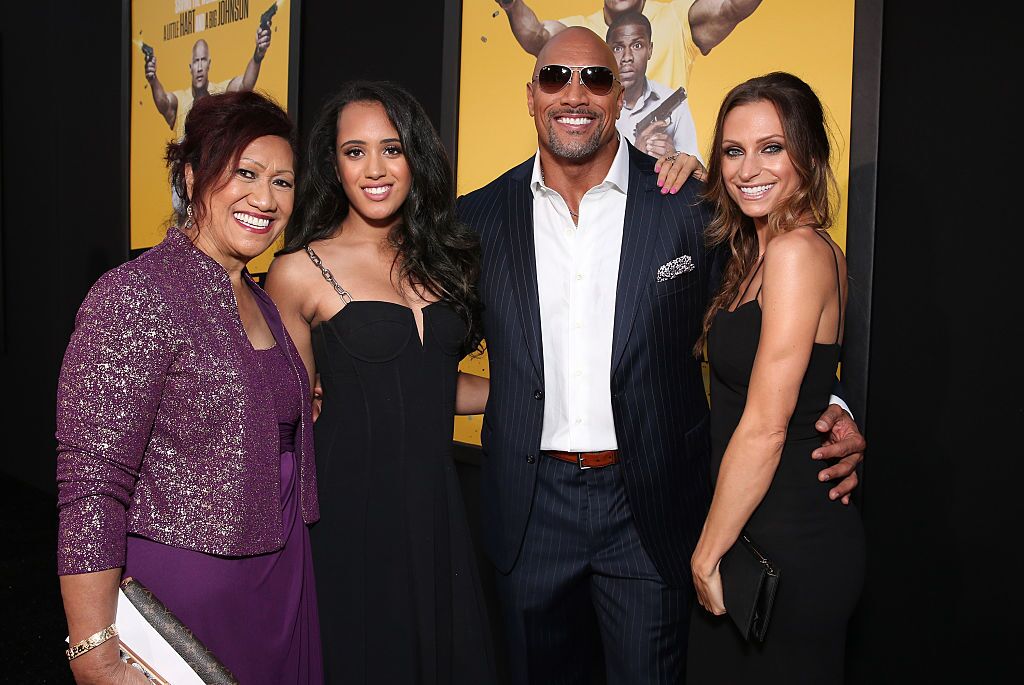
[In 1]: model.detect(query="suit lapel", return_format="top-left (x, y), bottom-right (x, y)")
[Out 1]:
top-left (505, 169), bottom-right (545, 381)
top-left (610, 146), bottom-right (662, 374)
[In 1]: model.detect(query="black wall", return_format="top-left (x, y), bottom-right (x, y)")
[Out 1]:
top-left (0, 3), bottom-right (126, 491)
top-left (295, 2), bottom-right (447, 155)
top-left (846, 3), bottom-right (1021, 681)
top-left (2, 2), bottom-right (1019, 681)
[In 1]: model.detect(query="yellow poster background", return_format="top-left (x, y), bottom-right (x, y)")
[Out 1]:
top-left (453, 0), bottom-right (855, 445)
top-left (130, 0), bottom-right (291, 275)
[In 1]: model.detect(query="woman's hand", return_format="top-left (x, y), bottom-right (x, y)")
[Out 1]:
top-left (68, 643), bottom-right (150, 684)
top-left (691, 554), bottom-right (727, 616)
top-left (60, 570), bottom-right (148, 685)
top-left (653, 151), bottom-right (706, 195)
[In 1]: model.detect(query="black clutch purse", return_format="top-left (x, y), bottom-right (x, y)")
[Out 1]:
top-left (719, 532), bottom-right (780, 642)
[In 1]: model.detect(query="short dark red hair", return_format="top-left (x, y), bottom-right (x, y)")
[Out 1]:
top-left (165, 90), bottom-right (295, 227)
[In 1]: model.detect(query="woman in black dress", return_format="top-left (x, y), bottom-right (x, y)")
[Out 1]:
top-left (686, 72), bottom-right (865, 683)
top-left (265, 82), bottom-right (495, 684)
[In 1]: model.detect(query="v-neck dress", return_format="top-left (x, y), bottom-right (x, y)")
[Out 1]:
top-left (306, 250), bottom-right (496, 684)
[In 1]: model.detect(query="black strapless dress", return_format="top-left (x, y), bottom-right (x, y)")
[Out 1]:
top-left (688, 250), bottom-right (865, 683)
top-left (308, 285), bottom-right (496, 684)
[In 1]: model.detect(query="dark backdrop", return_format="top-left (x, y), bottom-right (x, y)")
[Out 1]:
top-left (1, 1), bottom-right (1019, 682)
top-left (845, 3), bottom-right (1022, 681)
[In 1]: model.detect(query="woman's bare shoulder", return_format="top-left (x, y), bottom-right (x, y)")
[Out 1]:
top-left (267, 248), bottom-right (319, 285)
top-left (766, 228), bottom-right (843, 270)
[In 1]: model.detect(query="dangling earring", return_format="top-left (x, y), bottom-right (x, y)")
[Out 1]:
top-left (184, 203), bottom-right (194, 229)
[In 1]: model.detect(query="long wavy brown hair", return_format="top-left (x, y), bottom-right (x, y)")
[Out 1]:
top-left (695, 72), bottom-right (839, 356)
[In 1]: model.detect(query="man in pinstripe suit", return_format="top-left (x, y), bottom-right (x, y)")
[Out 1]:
top-left (456, 27), bottom-right (864, 684)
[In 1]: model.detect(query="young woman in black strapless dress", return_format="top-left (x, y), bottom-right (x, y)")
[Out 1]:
top-left (265, 82), bottom-right (496, 684)
top-left (686, 73), bottom-right (865, 683)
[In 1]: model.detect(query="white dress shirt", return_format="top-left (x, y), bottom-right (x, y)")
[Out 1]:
top-left (531, 138), bottom-right (631, 451)
top-left (615, 78), bottom-right (703, 163)
top-left (529, 139), bottom-right (851, 450)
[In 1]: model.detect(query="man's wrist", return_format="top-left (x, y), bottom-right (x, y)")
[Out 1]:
top-left (828, 394), bottom-right (852, 420)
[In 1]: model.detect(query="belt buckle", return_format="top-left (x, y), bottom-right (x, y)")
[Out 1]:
top-left (576, 452), bottom-right (591, 470)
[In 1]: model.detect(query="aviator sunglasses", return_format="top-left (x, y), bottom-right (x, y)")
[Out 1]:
top-left (533, 65), bottom-right (619, 96)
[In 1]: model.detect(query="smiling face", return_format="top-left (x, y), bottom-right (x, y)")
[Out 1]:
top-left (720, 100), bottom-right (802, 227)
top-left (527, 28), bottom-right (623, 162)
top-left (187, 134), bottom-right (295, 269)
top-left (334, 101), bottom-right (411, 228)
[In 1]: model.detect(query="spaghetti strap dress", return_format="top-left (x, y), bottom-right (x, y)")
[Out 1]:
top-left (304, 247), bottom-right (496, 685)
top-left (687, 233), bottom-right (865, 684)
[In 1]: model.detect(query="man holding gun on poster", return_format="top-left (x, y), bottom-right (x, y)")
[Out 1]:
top-left (143, 10), bottom-right (274, 140)
top-left (607, 11), bottom-right (700, 159)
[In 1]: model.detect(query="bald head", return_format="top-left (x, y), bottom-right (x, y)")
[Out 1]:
top-left (190, 39), bottom-right (211, 90)
top-left (534, 27), bottom-right (619, 80)
top-left (527, 26), bottom-right (624, 167)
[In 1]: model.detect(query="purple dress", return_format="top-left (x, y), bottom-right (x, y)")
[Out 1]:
top-left (124, 337), bottom-right (323, 684)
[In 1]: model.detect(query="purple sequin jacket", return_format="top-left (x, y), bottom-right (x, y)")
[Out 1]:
top-left (56, 228), bottom-right (319, 575)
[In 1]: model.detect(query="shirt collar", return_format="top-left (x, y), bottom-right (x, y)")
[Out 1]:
top-left (624, 79), bottom-right (657, 112)
top-left (530, 136), bottom-right (631, 197)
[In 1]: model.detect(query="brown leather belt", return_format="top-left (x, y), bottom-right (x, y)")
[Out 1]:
top-left (544, 449), bottom-right (618, 470)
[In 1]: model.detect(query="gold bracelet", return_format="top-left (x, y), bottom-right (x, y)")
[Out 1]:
top-left (66, 624), bottom-right (119, 661)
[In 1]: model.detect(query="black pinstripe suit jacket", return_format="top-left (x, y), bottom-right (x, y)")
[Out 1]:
top-left (457, 142), bottom-right (721, 586)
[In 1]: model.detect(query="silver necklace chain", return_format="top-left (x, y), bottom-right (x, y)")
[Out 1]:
top-left (540, 164), bottom-right (580, 219)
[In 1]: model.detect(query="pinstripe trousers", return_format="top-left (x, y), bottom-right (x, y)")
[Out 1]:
top-left (495, 454), bottom-right (692, 685)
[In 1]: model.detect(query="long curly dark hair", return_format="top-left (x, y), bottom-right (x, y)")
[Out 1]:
top-left (280, 81), bottom-right (482, 354)
top-left (695, 72), bottom-right (839, 356)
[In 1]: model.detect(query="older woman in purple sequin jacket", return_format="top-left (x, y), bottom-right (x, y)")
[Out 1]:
top-left (56, 91), bottom-right (322, 684)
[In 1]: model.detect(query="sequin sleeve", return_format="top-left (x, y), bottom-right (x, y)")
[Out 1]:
top-left (56, 267), bottom-right (178, 575)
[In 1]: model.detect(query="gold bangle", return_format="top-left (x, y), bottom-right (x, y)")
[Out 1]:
top-left (66, 624), bottom-right (119, 661)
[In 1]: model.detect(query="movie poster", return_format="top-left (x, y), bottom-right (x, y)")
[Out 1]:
top-left (453, 0), bottom-right (856, 445)
top-left (129, 0), bottom-right (292, 274)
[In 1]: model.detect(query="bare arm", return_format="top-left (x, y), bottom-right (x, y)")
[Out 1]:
top-left (228, 23), bottom-right (271, 92)
top-left (60, 571), bottom-right (147, 684)
top-left (691, 231), bottom-right (835, 614)
top-left (144, 53), bottom-right (177, 129)
top-left (455, 372), bottom-right (489, 415)
top-left (497, 0), bottom-right (567, 56)
top-left (264, 254), bottom-right (317, 394)
top-left (688, 0), bottom-right (763, 55)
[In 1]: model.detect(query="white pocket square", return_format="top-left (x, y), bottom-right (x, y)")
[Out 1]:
top-left (656, 255), bottom-right (694, 282)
